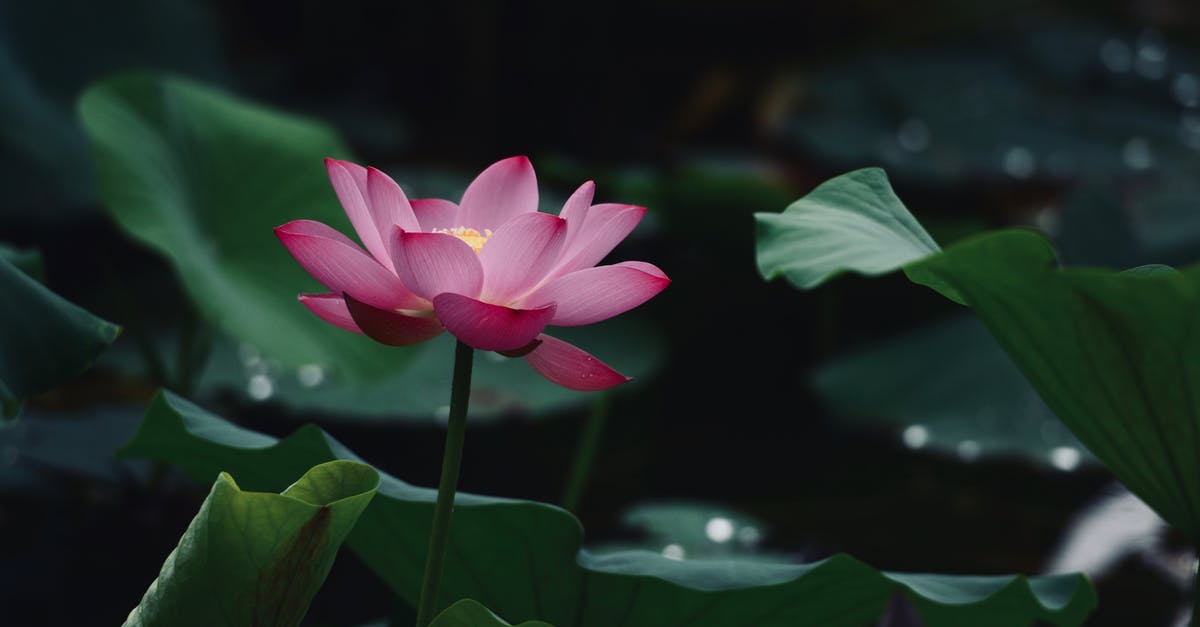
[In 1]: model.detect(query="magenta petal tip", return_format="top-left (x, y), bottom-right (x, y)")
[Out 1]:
top-left (523, 334), bottom-right (631, 391)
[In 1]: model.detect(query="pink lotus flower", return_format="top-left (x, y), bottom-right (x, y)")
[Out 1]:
top-left (275, 156), bottom-right (669, 391)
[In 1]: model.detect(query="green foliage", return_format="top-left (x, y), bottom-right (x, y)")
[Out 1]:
top-left (124, 460), bottom-right (379, 626)
top-left (754, 168), bottom-right (958, 299)
top-left (430, 600), bottom-right (553, 627)
top-left (0, 254), bottom-right (119, 419)
top-left (758, 167), bottom-right (1200, 541)
top-left (120, 391), bottom-right (1097, 626)
top-left (756, 168), bottom-right (1075, 466)
top-left (78, 72), bottom-right (408, 380)
top-left (907, 230), bottom-right (1200, 539)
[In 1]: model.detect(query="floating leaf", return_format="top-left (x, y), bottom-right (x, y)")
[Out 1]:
top-left (587, 502), bottom-right (779, 562)
top-left (812, 314), bottom-right (1093, 469)
top-left (124, 459), bottom-right (379, 626)
top-left (754, 168), bottom-right (959, 301)
top-left (784, 19), bottom-right (1200, 186)
top-left (905, 229), bottom-right (1200, 540)
top-left (431, 600), bottom-right (553, 627)
top-left (78, 72), bottom-right (413, 381)
top-left (0, 255), bottom-right (119, 420)
top-left (120, 391), bottom-right (1097, 626)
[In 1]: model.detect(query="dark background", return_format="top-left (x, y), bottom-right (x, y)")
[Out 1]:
top-left (4, 0), bottom-right (1200, 624)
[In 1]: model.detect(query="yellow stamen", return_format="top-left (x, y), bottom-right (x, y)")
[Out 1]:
top-left (432, 226), bottom-right (493, 253)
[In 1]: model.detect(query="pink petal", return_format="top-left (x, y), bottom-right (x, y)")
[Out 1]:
top-left (432, 293), bottom-right (555, 351)
top-left (520, 261), bottom-right (669, 326)
top-left (327, 159), bottom-right (390, 266)
top-left (389, 229), bottom-right (484, 301)
top-left (612, 260), bottom-right (668, 279)
top-left (298, 293), bottom-right (362, 333)
top-left (523, 334), bottom-right (630, 391)
top-left (558, 180), bottom-right (595, 249)
top-left (549, 203), bottom-right (646, 278)
top-left (412, 199), bottom-right (459, 232)
top-left (367, 166), bottom-right (421, 239)
top-left (332, 158), bottom-right (369, 191)
top-left (457, 156), bottom-right (538, 232)
top-left (477, 212), bottom-right (568, 303)
top-left (344, 293), bottom-right (444, 346)
top-left (276, 220), bottom-right (422, 310)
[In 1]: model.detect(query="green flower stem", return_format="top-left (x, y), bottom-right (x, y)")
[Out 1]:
top-left (560, 392), bottom-right (610, 513)
top-left (415, 340), bottom-right (475, 627)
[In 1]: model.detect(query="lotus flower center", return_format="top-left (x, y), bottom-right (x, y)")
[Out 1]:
top-left (433, 226), bottom-right (493, 253)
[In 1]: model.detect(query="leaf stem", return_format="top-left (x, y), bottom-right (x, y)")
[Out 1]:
top-left (415, 340), bottom-right (474, 627)
top-left (560, 392), bottom-right (610, 513)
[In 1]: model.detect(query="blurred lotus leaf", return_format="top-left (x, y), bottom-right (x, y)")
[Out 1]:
top-left (588, 501), bottom-right (789, 564)
top-left (812, 314), bottom-right (1093, 469)
top-left (784, 16), bottom-right (1200, 186)
top-left (0, 253), bottom-right (119, 420)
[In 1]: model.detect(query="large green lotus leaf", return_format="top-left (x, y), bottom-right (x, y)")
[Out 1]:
top-left (431, 600), bottom-right (553, 627)
top-left (120, 391), bottom-right (1096, 626)
top-left (125, 459), bottom-right (379, 626)
top-left (77, 72), bottom-right (415, 381)
top-left (758, 174), bottom-right (1195, 470)
top-left (754, 169), bottom-right (962, 302)
top-left (812, 314), bottom-right (1094, 469)
top-left (0, 255), bottom-right (119, 419)
top-left (904, 229), bottom-right (1200, 541)
top-left (756, 168), bottom-right (1200, 537)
